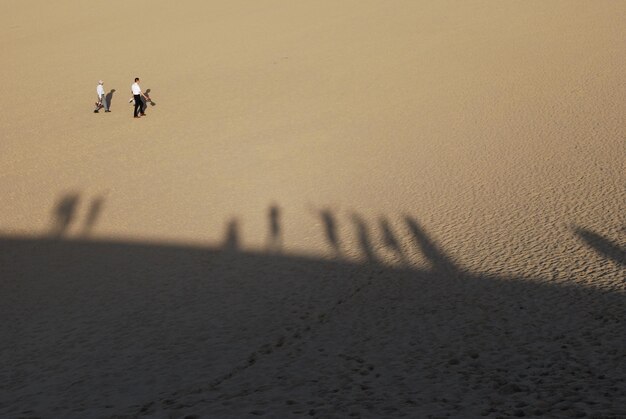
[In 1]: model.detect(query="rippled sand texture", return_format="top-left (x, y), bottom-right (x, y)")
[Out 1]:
top-left (1, 0), bottom-right (624, 418)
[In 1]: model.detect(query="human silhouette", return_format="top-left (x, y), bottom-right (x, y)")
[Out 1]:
top-left (105, 89), bottom-right (116, 110)
top-left (350, 213), bottom-right (376, 262)
top-left (51, 193), bottom-right (80, 238)
top-left (320, 209), bottom-right (340, 255)
top-left (223, 219), bottom-right (240, 251)
top-left (379, 217), bottom-right (406, 262)
top-left (575, 227), bottom-right (626, 266)
top-left (267, 205), bottom-right (282, 253)
top-left (404, 216), bottom-right (459, 273)
top-left (82, 197), bottom-right (105, 236)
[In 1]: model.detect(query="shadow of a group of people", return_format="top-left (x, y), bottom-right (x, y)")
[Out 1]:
top-left (0, 193), bottom-right (623, 418)
top-left (45, 192), bottom-right (625, 269)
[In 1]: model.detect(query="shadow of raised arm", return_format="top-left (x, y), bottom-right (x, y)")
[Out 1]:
top-left (404, 216), bottom-right (460, 274)
top-left (574, 226), bottom-right (626, 267)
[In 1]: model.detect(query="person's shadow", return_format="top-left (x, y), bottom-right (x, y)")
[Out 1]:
top-left (574, 226), bottom-right (625, 266)
top-left (106, 89), bottom-right (116, 109)
top-left (222, 219), bottom-right (240, 252)
top-left (145, 89), bottom-right (156, 106)
top-left (50, 193), bottom-right (80, 238)
top-left (140, 89), bottom-right (156, 115)
top-left (267, 205), bottom-right (282, 253)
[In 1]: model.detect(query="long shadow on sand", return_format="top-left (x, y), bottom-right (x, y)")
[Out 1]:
top-left (106, 89), bottom-right (116, 110)
top-left (0, 207), bottom-right (624, 418)
top-left (575, 226), bottom-right (626, 267)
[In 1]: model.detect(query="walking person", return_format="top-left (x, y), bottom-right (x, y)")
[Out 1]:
top-left (94, 80), bottom-right (110, 113)
top-left (131, 77), bottom-right (149, 118)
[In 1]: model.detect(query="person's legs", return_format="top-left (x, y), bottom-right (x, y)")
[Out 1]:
top-left (102, 94), bottom-right (109, 112)
top-left (94, 95), bottom-right (101, 113)
top-left (133, 94), bottom-right (141, 117)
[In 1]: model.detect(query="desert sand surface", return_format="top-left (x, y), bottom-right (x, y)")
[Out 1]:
top-left (1, 0), bottom-right (625, 418)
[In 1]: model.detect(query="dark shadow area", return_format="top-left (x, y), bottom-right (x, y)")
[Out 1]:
top-left (575, 226), bottom-right (626, 267)
top-left (1, 206), bottom-right (624, 418)
top-left (105, 89), bottom-right (116, 109)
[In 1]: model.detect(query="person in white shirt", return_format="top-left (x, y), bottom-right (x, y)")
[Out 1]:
top-left (94, 80), bottom-right (109, 113)
top-left (131, 77), bottom-right (149, 118)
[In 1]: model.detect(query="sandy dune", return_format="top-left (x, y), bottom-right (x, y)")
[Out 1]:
top-left (1, 0), bottom-right (624, 417)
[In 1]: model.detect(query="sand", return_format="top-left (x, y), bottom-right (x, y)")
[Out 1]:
top-left (0, 0), bottom-right (624, 417)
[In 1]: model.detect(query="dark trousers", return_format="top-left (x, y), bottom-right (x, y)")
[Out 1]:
top-left (133, 94), bottom-right (142, 117)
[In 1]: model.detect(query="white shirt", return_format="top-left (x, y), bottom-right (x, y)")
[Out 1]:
top-left (97, 84), bottom-right (105, 98)
top-left (131, 82), bottom-right (141, 95)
